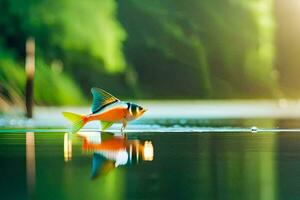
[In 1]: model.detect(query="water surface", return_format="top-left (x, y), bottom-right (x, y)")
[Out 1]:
top-left (2, 102), bottom-right (300, 199)
top-left (1, 129), bottom-right (300, 200)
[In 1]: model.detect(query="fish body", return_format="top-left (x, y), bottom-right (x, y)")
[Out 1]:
top-left (63, 87), bottom-right (146, 133)
top-left (88, 101), bottom-right (133, 123)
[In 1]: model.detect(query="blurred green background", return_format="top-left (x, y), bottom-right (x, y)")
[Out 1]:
top-left (0, 0), bottom-right (299, 108)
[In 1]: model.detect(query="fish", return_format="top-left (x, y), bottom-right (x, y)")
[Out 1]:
top-left (62, 87), bottom-right (147, 133)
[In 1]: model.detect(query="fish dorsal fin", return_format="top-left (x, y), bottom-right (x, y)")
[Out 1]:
top-left (91, 153), bottom-right (115, 179)
top-left (101, 121), bottom-right (114, 131)
top-left (91, 153), bottom-right (106, 179)
top-left (91, 87), bottom-right (119, 113)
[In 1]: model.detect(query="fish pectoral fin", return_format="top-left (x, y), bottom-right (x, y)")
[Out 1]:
top-left (101, 121), bottom-right (114, 131)
top-left (91, 87), bottom-right (120, 113)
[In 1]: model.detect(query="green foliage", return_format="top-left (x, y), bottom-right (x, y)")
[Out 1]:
top-left (24, 0), bottom-right (127, 73)
top-left (0, 0), bottom-right (129, 107)
top-left (118, 0), bottom-right (278, 98)
top-left (0, 50), bottom-right (25, 106)
top-left (3, 0), bottom-right (126, 75)
top-left (34, 60), bottom-right (85, 105)
top-left (0, 51), bottom-right (85, 107)
top-left (0, 0), bottom-right (282, 106)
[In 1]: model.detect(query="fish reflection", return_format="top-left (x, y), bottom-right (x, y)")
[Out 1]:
top-left (77, 132), bottom-right (154, 179)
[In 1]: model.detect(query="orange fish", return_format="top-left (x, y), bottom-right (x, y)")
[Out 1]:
top-left (63, 87), bottom-right (147, 133)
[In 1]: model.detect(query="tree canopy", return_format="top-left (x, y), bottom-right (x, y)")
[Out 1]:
top-left (0, 0), bottom-right (286, 108)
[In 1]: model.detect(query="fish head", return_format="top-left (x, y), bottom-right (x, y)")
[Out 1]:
top-left (128, 103), bottom-right (147, 119)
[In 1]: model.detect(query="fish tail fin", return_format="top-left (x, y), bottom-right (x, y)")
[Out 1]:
top-left (62, 112), bottom-right (87, 133)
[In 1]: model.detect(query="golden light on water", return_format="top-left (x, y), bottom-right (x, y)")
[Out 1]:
top-left (26, 132), bottom-right (36, 194)
top-left (64, 133), bottom-right (72, 162)
top-left (135, 141), bottom-right (140, 163)
top-left (143, 141), bottom-right (154, 161)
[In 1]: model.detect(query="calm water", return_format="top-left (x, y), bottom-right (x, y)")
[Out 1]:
top-left (1, 129), bottom-right (300, 200)
top-left (2, 102), bottom-right (300, 199)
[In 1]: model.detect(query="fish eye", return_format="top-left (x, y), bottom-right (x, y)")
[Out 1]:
top-left (138, 106), bottom-right (143, 111)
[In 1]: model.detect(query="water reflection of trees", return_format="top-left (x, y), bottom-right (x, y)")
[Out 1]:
top-left (25, 131), bottom-right (278, 199)
top-left (26, 132), bottom-right (36, 196)
top-left (131, 133), bottom-right (278, 200)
